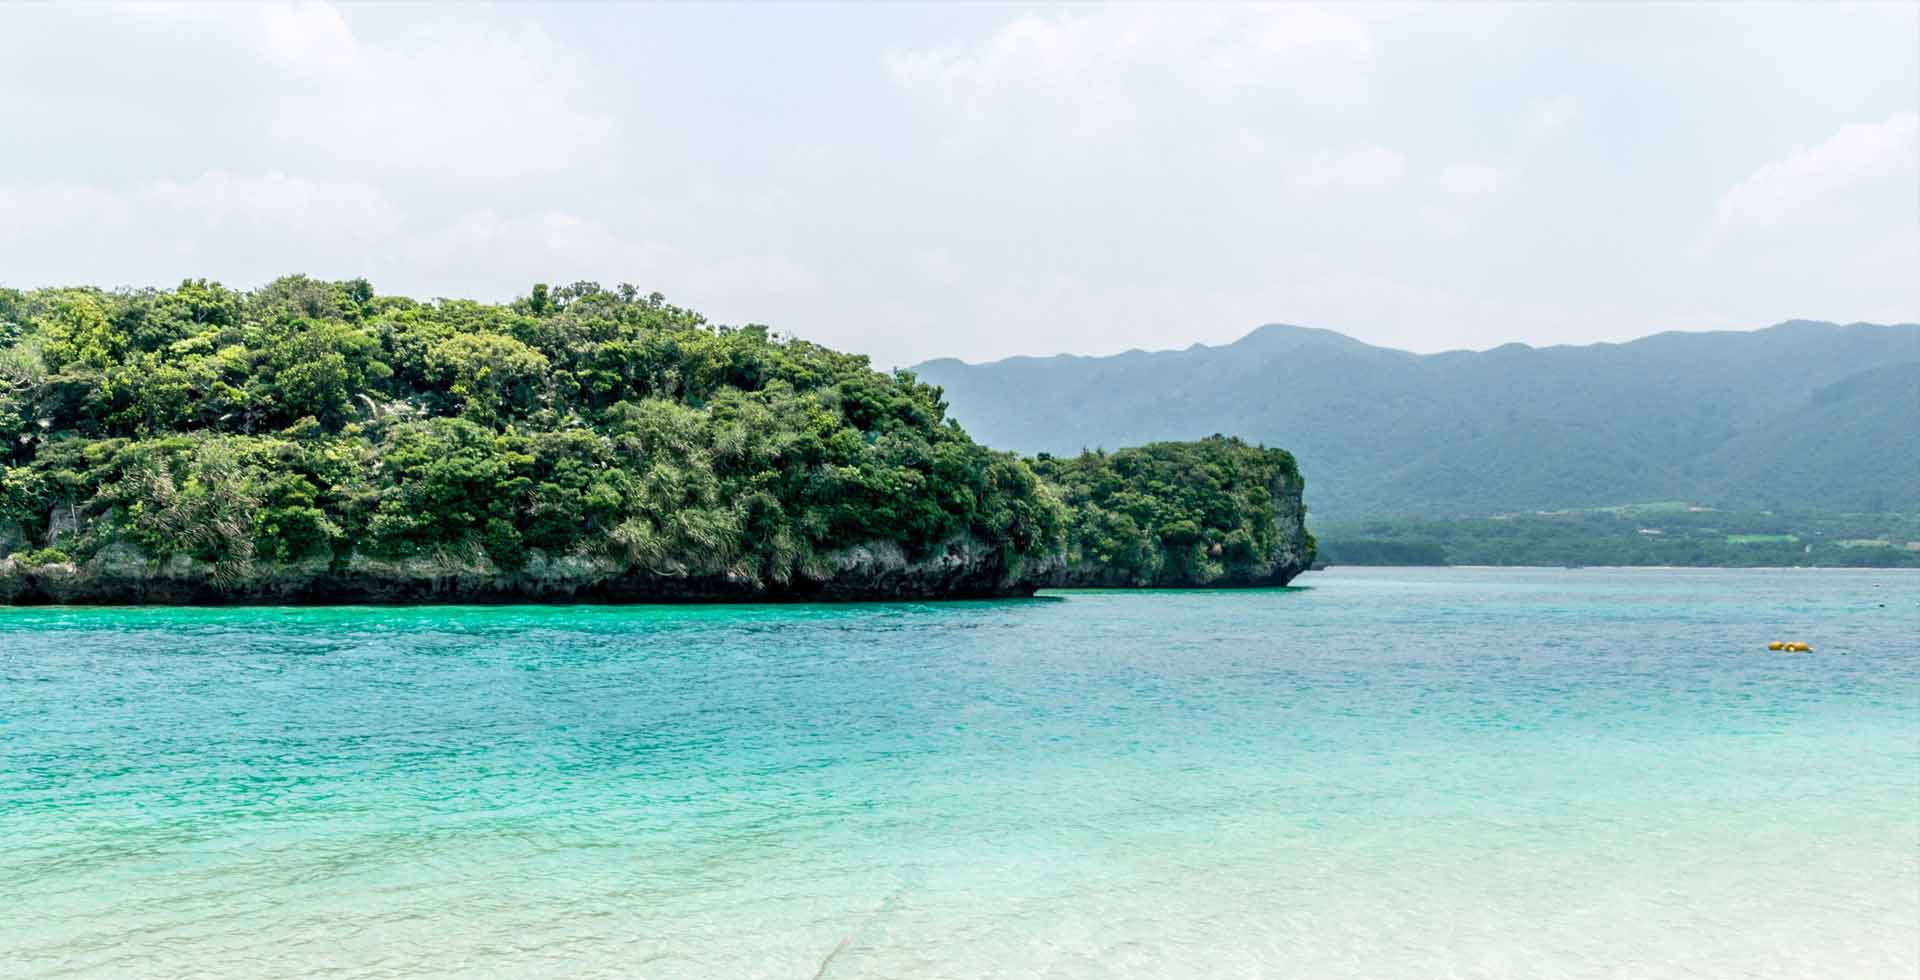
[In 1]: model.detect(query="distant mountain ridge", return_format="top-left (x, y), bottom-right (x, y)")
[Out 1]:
top-left (914, 320), bottom-right (1920, 524)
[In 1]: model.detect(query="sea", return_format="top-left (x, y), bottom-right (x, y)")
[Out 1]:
top-left (2, 567), bottom-right (1915, 978)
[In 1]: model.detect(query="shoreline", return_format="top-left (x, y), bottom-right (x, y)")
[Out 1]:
top-left (0, 555), bottom-right (1310, 607)
top-left (1314, 563), bottom-right (1920, 571)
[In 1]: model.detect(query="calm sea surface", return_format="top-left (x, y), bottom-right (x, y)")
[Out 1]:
top-left (2, 567), bottom-right (1915, 978)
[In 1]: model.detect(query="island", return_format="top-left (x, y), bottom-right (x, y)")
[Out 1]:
top-left (0, 277), bottom-right (1313, 603)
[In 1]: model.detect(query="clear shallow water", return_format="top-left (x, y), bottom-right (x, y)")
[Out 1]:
top-left (2, 567), bottom-right (1915, 979)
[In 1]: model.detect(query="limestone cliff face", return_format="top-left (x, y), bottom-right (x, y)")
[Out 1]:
top-left (1041, 465), bottom-right (1312, 590)
top-left (0, 534), bottom-right (1054, 605)
top-left (0, 445), bottom-right (1315, 603)
top-left (0, 505), bottom-right (1311, 603)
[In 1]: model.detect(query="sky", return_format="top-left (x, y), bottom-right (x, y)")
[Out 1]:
top-left (1, 3), bottom-right (1915, 367)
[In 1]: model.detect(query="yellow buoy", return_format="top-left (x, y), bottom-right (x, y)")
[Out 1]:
top-left (1768, 641), bottom-right (1784, 650)
top-left (1788, 641), bottom-right (1812, 652)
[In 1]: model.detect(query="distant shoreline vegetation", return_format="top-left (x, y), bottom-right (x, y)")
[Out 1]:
top-left (0, 278), bottom-right (1311, 603)
top-left (1318, 504), bottom-right (1920, 568)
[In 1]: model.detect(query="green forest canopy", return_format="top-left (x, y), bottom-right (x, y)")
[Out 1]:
top-left (0, 278), bottom-right (1309, 593)
top-left (1034, 440), bottom-right (1310, 585)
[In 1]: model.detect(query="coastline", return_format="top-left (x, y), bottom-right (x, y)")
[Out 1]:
top-left (0, 543), bottom-right (1310, 606)
top-left (6, 568), bottom-right (1913, 977)
top-left (1321, 563), bottom-right (1920, 571)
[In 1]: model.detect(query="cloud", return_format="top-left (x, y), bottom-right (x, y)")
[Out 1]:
top-left (1436, 163), bottom-right (1503, 197)
top-left (116, 2), bottom-right (358, 79)
top-left (0, 177), bottom-right (821, 321)
top-left (280, 29), bottom-right (614, 180)
top-left (0, 173), bottom-right (397, 246)
top-left (0, 183), bottom-right (130, 237)
top-left (887, 5), bottom-right (1374, 123)
top-left (123, 2), bottom-right (613, 180)
top-left (255, 2), bottom-right (358, 77)
top-left (406, 210), bottom-right (666, 286)
top-left (1532, 94), bottom-right (1578, 132)
top-left (1290, 146), bottom-right (1406, 192)
top-left (1715, 112), bottom-right (1919, 230)
top-left (145, 171), bottom-right (401, 240)
top-left (402, 209), bottom-right (821, 318)
top-left (0, 172), bottom-right (400, 285)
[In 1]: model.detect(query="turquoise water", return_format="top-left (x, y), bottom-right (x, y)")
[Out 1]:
top-left (2, 567), bottom-right (1915, 978)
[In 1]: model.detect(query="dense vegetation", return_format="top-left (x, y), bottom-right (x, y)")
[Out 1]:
top-left (0, 277), bottom-right (1068, 598)
top-left (1032, 437), bottom-right (1313, 586)
top-left (915, 319), bottom-right (1920, 525)
top-left (1318, 505), bottom-right (1920, 568)
top-left (0, 278), bottom-right (1313, 601)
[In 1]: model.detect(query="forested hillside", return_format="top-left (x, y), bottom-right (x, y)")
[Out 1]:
top-left (0, 278), bottom-right (1311, 602)
top-left (914, 320), bottom-right (1920, 524)
top-left (1320, 506), bottom-right (1920, 568)
top-left (1033, 437), bottom-right (1313, 587)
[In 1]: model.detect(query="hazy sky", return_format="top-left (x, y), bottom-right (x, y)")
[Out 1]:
top-left (2, 3), bottom-right (1915, 366)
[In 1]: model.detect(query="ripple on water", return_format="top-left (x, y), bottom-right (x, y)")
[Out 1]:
top-left (1, 568), bottom-right (1916, 978)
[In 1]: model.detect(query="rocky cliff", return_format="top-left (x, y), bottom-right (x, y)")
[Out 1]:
top-left (1031, 435), bottom-right (1315, 591)
top-left (0, 535), bottom-right (1054, 605)
top-left (1, 279), bottom-right (1312, 604)
top-left (1044, 475), bottom-right (1311, 589)
top-left (0, 436), bottom-right (1315, 604)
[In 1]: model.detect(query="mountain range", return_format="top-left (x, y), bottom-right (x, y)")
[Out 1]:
top-left (914, 320), bottom-right (1919, 525)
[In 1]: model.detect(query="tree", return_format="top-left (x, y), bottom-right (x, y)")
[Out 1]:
top-left (427, 332), bottom-right (549, 423)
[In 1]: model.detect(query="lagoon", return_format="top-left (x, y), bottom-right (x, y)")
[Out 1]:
top-left (2, 568), bottom-right (1915, 978)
